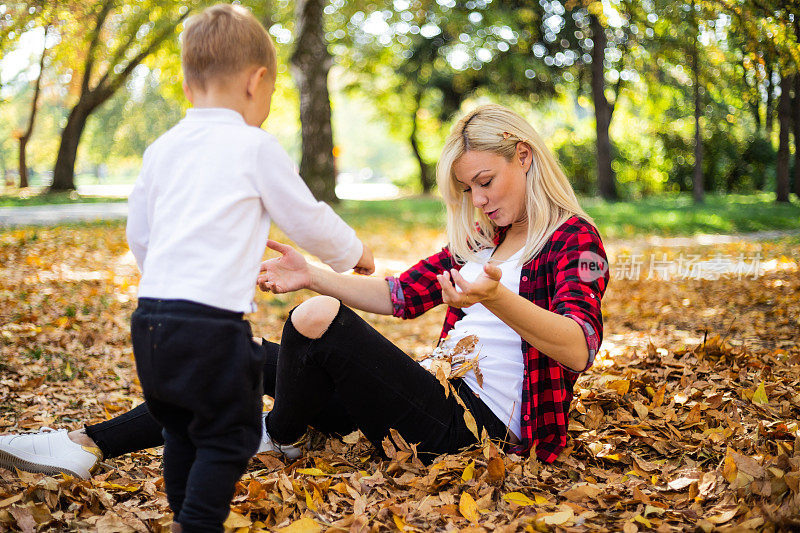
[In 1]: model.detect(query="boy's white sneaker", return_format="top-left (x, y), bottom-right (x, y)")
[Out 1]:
top-left (0, 428), bottom-right (101, 479)
top-left (256, 413), bottom-right (304, 460)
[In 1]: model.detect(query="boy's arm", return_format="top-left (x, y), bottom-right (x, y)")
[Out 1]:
top-left (125, 174), bottom-right (149, 272)
top-left (255, 141), bottom-right (364, 273)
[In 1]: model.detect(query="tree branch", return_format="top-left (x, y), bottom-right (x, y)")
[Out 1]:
top-left (21, 24), bottom-right (50, 141)
top-left (95, 10), bottom-right (190, 104)
top-left (80, 0), bottom-right (115, 97)
top-left (101, 12), bottom-right (153, 79)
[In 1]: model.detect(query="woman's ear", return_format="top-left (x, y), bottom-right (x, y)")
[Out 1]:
top-left (517, 142), bottom-right (533, 173)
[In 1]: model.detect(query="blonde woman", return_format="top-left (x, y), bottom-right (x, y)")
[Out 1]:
top-left (1, 104), bottom-right (609, 473)
top-left (255, 102), bottom-right (610, 462)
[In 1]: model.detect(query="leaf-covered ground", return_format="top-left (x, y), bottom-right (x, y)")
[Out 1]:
top-left (0, 223), bottom-right (798, 532)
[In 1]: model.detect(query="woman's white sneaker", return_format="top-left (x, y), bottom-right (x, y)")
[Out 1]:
top-left (0, 428), bottom-right (101, 479)
top-left (256, 414), bottom-right (304, 460)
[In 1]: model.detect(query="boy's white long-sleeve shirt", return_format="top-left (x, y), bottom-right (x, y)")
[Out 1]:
top-left (126, 108), bottom-right (363, 313)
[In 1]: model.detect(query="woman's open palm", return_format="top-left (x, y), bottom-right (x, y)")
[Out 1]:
top-left (257, 240), bottom-right (312, 294)
top-left (436, 263), bottom-right (502, 308)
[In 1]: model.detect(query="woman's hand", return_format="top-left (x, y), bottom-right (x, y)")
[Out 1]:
top-left (436, 263), bottom-right (503, 308)
top-left (257, 240), bottom-right (312, 294)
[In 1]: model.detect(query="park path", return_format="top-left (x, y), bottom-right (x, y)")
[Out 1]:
top-left (0, 202), bottom-right (129, 227)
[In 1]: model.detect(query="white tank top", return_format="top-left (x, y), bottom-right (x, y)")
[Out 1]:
top-left (435, 247), bottom-right (524, 440)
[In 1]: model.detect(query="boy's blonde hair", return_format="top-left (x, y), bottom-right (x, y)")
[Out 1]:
top-left (436, 104), bottom-right (594, 265)
top-left (181, 4), bottom-right (276, 90)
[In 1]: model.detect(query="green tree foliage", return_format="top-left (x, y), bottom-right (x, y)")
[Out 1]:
top-left (335, 0), bottom-right (557, 192)
top-left (1, 0), bottom-right (798, 202)
top-left (720, 0), bottom-right (799, 202)
top-left (47, 0), bottom-right (196, 191)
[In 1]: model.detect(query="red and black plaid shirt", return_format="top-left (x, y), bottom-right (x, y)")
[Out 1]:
top-left (386, 216), bottom-right (609, 463)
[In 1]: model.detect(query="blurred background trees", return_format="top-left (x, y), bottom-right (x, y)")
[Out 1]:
top-left (0, 0), bottom-right (797, 203)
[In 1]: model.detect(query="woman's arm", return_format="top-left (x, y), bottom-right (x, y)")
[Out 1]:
top-left (308, 265), bottom-right (393, 314)
top-left (437, 266), bottom-right (590, 372)
top-left (258, 240), bottom-right (393, 315)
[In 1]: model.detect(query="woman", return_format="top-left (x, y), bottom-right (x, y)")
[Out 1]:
top-left (0, 104), bottom-right (608, 478)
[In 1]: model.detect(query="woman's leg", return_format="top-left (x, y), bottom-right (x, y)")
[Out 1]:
top-left (83, 402), bottom-right (164, 459)
top-left (267, 297), bottom-right (507, 461)
top-left (261, 338), bottom-right (358, 437)
top-left (81, 337), bottom-right (357, 460)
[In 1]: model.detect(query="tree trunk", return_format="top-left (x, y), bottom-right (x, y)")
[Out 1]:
top-left (410, 92), bottom-right (434, 193)
top-left (0, 150), bottom-right (6, 186)
top-left (741, 57), bottom-right (761, 132)
top-left (793, 73), bottom-right (800, 198)
top-left (50, 101), bottom-right (92, 191)
top-left (18, 137), bottom-right (29, 188)
top-left (776, 73), bottom-right (792, 203)
top-left (589, 14), bottom-right (617, 201)
top-left (260, 0), bottom-right (275, 29)
top-left (691, 0), bottom-right (704, 203)
top-left (766, 60), bottom-right (775, 137)
top-left (290, 0), bottom-right (337, 203)
top-left (18, 25), bottom-right (48, 189)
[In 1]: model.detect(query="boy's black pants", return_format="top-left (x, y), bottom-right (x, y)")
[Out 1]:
top-left (131, 298), bottom-right (264, 533)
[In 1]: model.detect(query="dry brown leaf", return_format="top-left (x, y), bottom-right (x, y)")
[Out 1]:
top-left (751, 381), bottom-right (769, 404)
top-left (562, 483), bottom-right (602, 501)
top-left (459, 492), bottom-right (480, 522)
top-left (275, 516), bottom-right (322, 533)
top-left (607, 379), bottom-right (630, 396)
top-left (540, 507), bottom-right (574, 525)
top-left (223, 511), bottom-right (252, 529)
top-left (8, 505), bottom-right (36, 533)
top-left (487, 457), bottom-right (505, 484)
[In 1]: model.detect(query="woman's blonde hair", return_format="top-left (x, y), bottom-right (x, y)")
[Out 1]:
top-left (436, 103), bottom-right (593, 264)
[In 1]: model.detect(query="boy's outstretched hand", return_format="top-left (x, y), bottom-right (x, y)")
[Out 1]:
top-left (353, 244), bottom-right (375, 275)
top-left (257, 240), bottom-right (312, 294)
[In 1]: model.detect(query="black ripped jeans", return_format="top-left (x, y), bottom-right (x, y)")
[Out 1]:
top-left (87, 304), bottom-right (509, 464)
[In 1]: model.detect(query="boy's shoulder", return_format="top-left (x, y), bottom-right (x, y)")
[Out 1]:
top-left (144, 114), bottom-right (283, 153)
top-left (242, 127), bottom-right (294, 163)
top-left (142, 118), bottom-right (294, 177)
top-left (142, 118), bottom-right (190, 156)
top-left (246, 126), bottom-right (282, 148)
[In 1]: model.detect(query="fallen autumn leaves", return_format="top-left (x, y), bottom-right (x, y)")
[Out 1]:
top-left (0, 224), bottom-right (798, 532)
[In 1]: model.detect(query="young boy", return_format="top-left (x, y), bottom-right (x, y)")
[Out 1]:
top-left (125, 4), bottom-right (373, 531)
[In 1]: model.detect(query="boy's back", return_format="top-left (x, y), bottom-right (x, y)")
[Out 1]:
top-left (127, 108), bottom-right (363, 313)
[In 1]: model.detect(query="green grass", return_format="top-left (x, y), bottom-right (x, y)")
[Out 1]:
top-left (2, 190), bottom-right (798, 240)
top-left (336, 192), bottom-right (800, 239)
top-left (336, 195), bottom-right (446, 230)
top-left (0, 191), bottom-right (127, 207)
top-left (581, 192), bottom-right (800, 239)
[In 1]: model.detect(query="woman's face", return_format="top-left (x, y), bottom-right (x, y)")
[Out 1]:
top-left (452, 144), bottom-right (532, 228)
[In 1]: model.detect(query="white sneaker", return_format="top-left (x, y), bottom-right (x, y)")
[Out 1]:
top-left (256, 414), bottom-right (304, 460)
top-left (0, 428), bottom-right (101, 479)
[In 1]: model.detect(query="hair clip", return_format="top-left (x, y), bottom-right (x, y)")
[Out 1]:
top-left (501, 131), bottom-right (513, 140)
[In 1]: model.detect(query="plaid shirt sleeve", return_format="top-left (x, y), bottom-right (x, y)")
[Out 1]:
top-left (513, 217), bottom-right (609, 463)
top-left (549, 221), bottom-right (609, 372)
top-left (385, 247), bottom-right (459, 319)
